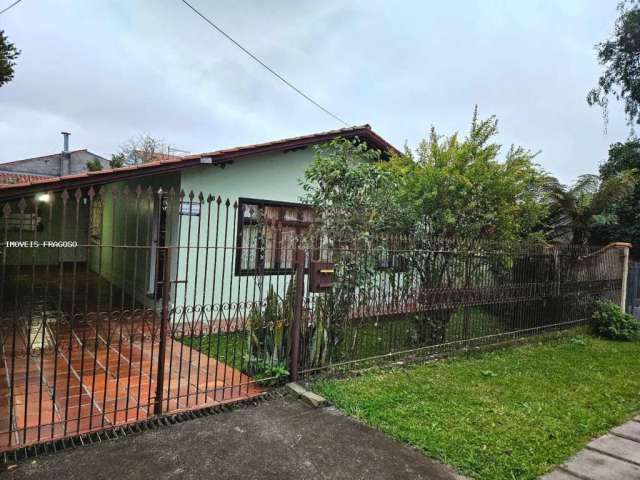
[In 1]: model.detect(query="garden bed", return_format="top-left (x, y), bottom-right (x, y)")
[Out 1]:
top-left (180, 308), bottom-right (506, 381)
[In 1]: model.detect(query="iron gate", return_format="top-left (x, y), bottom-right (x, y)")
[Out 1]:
top-left (0, 187), bottom-right (288, 451)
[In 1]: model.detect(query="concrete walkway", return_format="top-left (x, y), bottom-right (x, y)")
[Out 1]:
top-left (541, 416), bottom-right (640, 479)
top-left (2, 396), bottom-right (466, 480)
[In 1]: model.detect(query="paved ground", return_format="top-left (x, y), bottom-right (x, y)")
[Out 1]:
top-left (541, 416), bottom-right (640, 479)
top-left (0, 268), bottom-right (259, 450)
top-left (1, 396), bottom-right (466, 480)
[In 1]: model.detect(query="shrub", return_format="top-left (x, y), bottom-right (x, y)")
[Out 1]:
top-left (86, 158), bottom-right (103, 172)
top-left (591, 301), bottom-right (640, 341)
top-left (252, 361), bottom-right (289, 386)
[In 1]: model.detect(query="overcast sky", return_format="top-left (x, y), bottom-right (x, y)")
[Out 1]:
top-left (0, 0), bottom-right (631, 184)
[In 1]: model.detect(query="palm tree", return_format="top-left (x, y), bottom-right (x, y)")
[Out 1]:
top-left (543, 170), bottom-right (636, 244)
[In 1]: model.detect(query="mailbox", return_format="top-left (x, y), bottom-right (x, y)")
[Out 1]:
top-left (309, 260), bottom-right (335, 292)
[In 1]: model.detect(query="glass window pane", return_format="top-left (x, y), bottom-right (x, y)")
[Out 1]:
top-left (280, 227), bottom-right (297, 269)
top-left (237, 201), bottom-right (317, 273)
top-left (242, 203), bottom-right (259, 220)
top-left (264, 225), bottom-right (277, 269)
top-left (264, 206), bottom-right (280, 222)
top-left (283, 208), bottom-right (298, 221)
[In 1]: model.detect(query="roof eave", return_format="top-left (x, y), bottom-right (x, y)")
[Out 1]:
top-left (0, 126), bottom-right (399, 199)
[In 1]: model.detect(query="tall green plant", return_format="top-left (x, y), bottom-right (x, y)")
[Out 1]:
top-left (300, 110), bottom-right (551, 362)
top-left (382, 107), bottom-right (549, 242)
top-left (244, 285), bottom-right (287, 374)
top-left (543, 171), bottom-right (636, 244)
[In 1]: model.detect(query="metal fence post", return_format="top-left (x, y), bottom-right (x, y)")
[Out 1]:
top-left (620, 244), bottom-right (630, 311)
top-left (289, 248), bottom-right (305, 382)
top-left (154, 247), bottom-right (171, 415)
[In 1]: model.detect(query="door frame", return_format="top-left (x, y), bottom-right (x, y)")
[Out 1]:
top-left (147, 195), bottom-right (167, 296)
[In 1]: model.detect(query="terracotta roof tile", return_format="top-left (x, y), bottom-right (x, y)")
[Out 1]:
top-left (0, 172), bottom-right (56, 186)
top-left (0, 125), bottom-right (397, 196)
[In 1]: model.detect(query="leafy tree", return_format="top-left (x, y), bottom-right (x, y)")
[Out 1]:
top-left (543, 170), bottom-right (636, 244)
top-left (302, 138), bottom-right (399, 338)
top-left (109, 153), bottom-right (126, 169)
top-left (590, 140), bottom-right (640, 247)
top-left (384, 108), bottom-right (549, 242)
top-left (302, 138), bottom-right (401, 242)
top-left (588, 1), bottom-right (640, 127)
top-left (301, 109), bottom-right (552, 349)
top-left (303, 108), bottom-right (549, 243)
top-left (0, 30), bottom-right (20, 88)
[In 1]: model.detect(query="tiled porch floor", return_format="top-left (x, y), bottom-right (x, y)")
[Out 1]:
top-left (0, 316), bottom-right (261, 451)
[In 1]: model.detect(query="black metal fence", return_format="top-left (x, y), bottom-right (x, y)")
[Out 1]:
top-left (0, 186), bottom-right (627, 452)
top-left (296, 237), bottom-right (624, 373)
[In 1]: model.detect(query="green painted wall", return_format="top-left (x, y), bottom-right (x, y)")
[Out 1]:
top-left (173, 149), bottom-right (315, 322)
top-left (1, 149), bottom-right (313, 317)
top-left (89, 173), bottom-right (180, 307)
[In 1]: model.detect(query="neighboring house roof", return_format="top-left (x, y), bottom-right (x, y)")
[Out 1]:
top-left (0, 171), bottom-right (55, 185)
top-left (0, 150), bottom-right (108, 169)
top-left (0, 125), bottom-right (398, 198)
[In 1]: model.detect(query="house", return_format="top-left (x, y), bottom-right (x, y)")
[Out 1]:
top-left (0, 125), bottom-right (623, 451)
top-left (0, 125), bottom-right (397, 321)
top-left (0, 132), bottom-right (109, 183)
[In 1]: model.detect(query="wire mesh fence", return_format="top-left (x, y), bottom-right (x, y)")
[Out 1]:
top-left (296, 237), bottom-right (624, 373)
top-left (0, 186), bottom-right (628, 451)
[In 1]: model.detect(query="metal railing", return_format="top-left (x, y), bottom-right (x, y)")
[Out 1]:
top-left (293, 237), bottom-right (625, 375)
top-left (0, 186), bottom-right (627, 452)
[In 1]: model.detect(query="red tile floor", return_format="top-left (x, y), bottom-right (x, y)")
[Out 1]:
top-left (0, 315), bottom-right (261, 451)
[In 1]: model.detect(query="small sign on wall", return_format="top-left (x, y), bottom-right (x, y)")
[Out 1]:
top-left (179, 201), bottom-right (201, 216)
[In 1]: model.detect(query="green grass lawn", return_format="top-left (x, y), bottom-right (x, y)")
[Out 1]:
top-left (182, 331), bottom-right (248, 372)
top-left (313, 334), bottom-right (640, 480)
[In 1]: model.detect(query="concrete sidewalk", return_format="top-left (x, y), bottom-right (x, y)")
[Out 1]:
top-left (541, 416), bottom-right (640, 479)
top-left (2, 396), bottom-right (466, 480)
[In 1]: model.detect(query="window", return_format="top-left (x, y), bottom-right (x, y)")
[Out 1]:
top-left (236, 198), bottom-right (315, 275)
